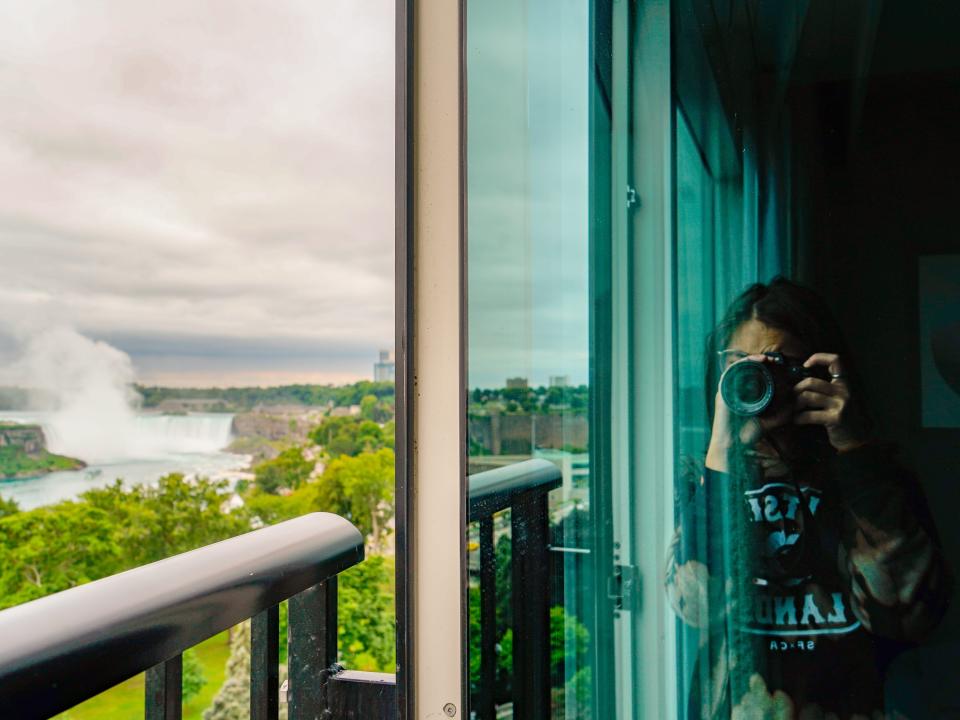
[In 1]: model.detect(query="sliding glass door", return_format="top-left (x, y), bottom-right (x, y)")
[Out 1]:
top-left (464, 1), bottom-right (960, 718)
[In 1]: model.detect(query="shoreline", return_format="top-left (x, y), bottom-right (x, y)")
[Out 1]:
top-left (0, 449), bottom-right (252, 511)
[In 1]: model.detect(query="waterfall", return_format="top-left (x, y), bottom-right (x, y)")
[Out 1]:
top-left (130, 414), bottom-right (235, 455)
top-left (0, 411), bottom-right (235, 463)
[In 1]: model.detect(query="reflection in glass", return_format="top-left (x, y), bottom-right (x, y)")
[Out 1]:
top-left (670, 1), bottom-right (960, 717)
top-left (466, 0), bottom-right (960, 717)
top-left (668, 279), bottom-right (950, 717)
top-left (466, 0), bottom-right (596, 717)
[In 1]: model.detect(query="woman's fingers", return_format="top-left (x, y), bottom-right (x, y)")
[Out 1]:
top-left (793, 376), bottom-right (843, 396)
top-left (803, 352), bottom-right (844, 379)
top-left (794, 389), bottom-right (840, 411)
top-left (795, 409), bottom-right (841, 426)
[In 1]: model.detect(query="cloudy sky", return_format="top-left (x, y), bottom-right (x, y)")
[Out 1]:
top-left (467, 0), bottom-right (590, 389)
top-left (0, 0), bottom-right (394, 387)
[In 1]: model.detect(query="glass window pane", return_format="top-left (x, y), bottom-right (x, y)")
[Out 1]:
top-left (467, 1), bottom-right (960, 718)
top-left (669, 1), bottom-right (960, 718)
top-left (466, 0), bottom-right (598, 717)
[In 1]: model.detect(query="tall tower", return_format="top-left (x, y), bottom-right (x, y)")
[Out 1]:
top-left (374, 349), bottom-right (395, 382)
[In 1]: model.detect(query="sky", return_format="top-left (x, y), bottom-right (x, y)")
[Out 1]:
top-left (0, 0), bottom-right (394, 388)
top-left (466, 0), bottom-right (590, 388)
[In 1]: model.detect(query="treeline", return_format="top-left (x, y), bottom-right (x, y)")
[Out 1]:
top-left (137, 380), bottom-right (395, 411)
top-left (469, 384), bottom-right (588, 415)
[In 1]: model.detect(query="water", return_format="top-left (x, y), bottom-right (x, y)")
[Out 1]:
top-left (0, 412), bottom-right (250, 510)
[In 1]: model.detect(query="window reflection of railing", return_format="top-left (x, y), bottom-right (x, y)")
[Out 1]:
top-left (0, 513), bottom-right (395, 720)
top-left (469, 459), bottom-right (562, 720)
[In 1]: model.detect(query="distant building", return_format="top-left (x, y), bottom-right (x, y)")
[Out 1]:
top-left (549, 375), bottom-right (569, 388)
top-left (505, 377), bottom-right (528, 389)
top-left (374, 349), bottom-right (395, 382)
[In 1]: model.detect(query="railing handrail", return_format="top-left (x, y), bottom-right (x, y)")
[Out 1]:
top-left (468, 458), bottom-right (562, 519)
top-left (0, 512), bottom-right (364, 718)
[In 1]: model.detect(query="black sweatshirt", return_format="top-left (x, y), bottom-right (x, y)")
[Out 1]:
top-left (664, 443), bottom-right (951, 719)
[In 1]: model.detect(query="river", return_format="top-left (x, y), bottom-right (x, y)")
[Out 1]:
top-left (0, 412), bottom-right (250, 510)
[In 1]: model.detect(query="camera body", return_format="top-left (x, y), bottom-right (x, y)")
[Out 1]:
top-left (719, 351), bottom-right (824, 417)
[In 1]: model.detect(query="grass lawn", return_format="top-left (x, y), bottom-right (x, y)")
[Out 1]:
top-left (56, 631), bottom-right (230, 720)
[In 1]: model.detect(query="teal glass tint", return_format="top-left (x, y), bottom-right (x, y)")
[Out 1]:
top-left (466, 0), bottom-right (960, 718)
top-left (466, 0), bottom-right (599, 718)
top-left (669, 1), bottom-right (960, 718)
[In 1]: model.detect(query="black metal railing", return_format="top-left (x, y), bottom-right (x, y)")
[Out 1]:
top-left (0, 512), bottom-right (395, 720)
top-left (468, 459), bottom-right (562, 720)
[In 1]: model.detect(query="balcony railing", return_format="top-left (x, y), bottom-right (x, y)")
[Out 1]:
top-left (0, 512), bottom-right (396, 720)
top-left (468, 459), bottom-right (562, 720)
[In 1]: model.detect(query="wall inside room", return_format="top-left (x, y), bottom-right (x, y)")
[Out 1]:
top-left (795, 70), bottom-right (960, 638)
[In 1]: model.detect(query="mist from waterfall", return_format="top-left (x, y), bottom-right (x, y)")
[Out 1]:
top-left (0, 327), bottom-right (233, 463)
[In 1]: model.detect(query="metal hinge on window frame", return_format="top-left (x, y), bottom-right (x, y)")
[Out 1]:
top-left (626, 185), bottom-right (640, 209)
top-left (607, 564), bottom-right (640, 611)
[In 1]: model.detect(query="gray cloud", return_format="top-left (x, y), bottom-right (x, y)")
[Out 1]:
top-left (0, 0), bottom-right (394, 386)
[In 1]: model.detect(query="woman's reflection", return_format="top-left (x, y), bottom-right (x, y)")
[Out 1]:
top-left (666, 277), bottom-right (951, 719)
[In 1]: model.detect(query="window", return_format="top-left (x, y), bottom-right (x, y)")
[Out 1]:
top-left (0, 3), bottom-right (396, 716)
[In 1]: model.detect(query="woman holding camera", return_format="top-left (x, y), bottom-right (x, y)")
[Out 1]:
top-left (665, 278), bottom-right (950, 719)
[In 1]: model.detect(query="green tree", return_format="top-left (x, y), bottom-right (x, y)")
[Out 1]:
top-left (338, 555), bottom-right (396, 671)
top-left (81, 475), bottom-right (249, 568)
top-left (549, 605), bottom-right (590, 675)
top-left (0, 494), bottom-right (20, 519)
top-left (309, 416), bottom-right (389, 458)
top-left (254, 447), bottom-right (313, 494)
top-left (310, 416), bottom-right (360, 456)
top-left (310, 449), bottom-right (394, 543)
top-left (0, 474), bottom-right (249, 610)
top-left (244, 488), bottom-right (312, 526)
top-left (355, 421), bottom-right (385, 453)
top-left (182, 647), bottom-right (207, 703)
top-left (382, 420), bottom-right (396, 450)
top-left (0, 502), bottom-right (123, 609)
top-left (359, 394), bottom-right (378, 421)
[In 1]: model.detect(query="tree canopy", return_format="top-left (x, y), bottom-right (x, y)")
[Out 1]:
top-left (253, 447), bottom-right (314, 494)
top-left (308, 449), bottom-right (395, 544)
top-left (0, 475), bottom-right (249, 610)
top-left (308, 416), bottom-right (393, 458)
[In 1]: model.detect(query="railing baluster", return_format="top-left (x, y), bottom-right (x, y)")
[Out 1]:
top-left (511, 491), bottom-right (551, 720)
top-left (478, 516), bottom-right (497, 720)
top-left (251, 606), bottom-right (280, 720)
top-left (288, 578), bottom-right (338, 719)
top-left (145, 655), bottom-right (183, 720)
top-left (468, 460), bottom-right (561, 720)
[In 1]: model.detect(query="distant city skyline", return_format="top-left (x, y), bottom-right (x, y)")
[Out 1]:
top-left (134, 345), bottom-right (396, 388)
top-left (0, 1), bottom-right (394, 388)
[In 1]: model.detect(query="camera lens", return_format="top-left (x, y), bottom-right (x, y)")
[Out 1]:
top-left (734, 366), bottom-right (766, 403)
top-left (720, 360), bottom-right (775, 416)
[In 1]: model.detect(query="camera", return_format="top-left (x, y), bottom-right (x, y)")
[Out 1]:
top-left (719, 352), bottom-right (824, 417)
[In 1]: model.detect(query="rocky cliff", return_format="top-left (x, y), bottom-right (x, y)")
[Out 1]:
top-left (0, 423), bottom-right (86, 479)
top-left (0, 424), bottom-right (46, 454)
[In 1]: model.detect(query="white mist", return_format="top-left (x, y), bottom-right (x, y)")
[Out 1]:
top-left (1, 327), bottom-right (232, 463)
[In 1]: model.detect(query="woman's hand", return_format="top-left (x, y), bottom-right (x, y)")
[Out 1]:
top-left (793, 352), bottom-right (868, 452)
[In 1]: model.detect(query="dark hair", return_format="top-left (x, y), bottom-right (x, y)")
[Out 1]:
top-left (705, 276), bottom-right (862, 423)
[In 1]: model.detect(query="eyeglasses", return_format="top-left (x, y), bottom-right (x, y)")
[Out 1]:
top-left (716, 349), bottom-right (749, 374)
top-left (715, 349), bottom-right (807, 375)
